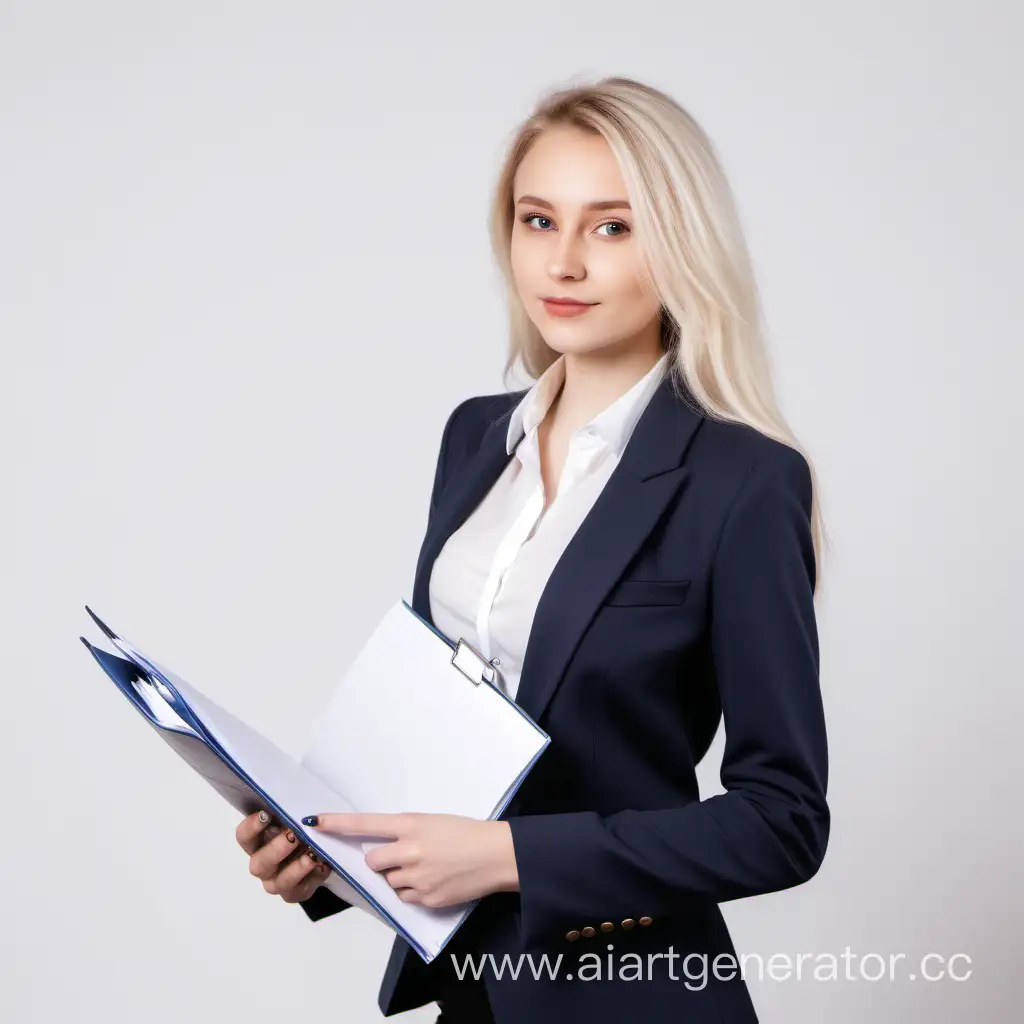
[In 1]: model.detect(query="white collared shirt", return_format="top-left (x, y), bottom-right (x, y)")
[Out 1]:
top-left (428, 351), bottom-right (670, 701)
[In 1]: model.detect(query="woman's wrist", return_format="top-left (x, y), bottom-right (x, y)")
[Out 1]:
top-left (489, 819), bottom-right (520, 893)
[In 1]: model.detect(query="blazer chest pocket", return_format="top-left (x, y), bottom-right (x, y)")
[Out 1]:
top-left (603, 578), bottom-right (692, 607)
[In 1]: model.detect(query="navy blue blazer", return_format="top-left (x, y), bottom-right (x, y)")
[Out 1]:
top-left (299, 369), bottom-right (830, 1023)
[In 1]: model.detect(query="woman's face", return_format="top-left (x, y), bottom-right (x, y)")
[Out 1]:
top-left (510, 125), bottom-right (662, 359)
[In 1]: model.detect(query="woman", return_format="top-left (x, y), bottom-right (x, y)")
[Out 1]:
top-left (235, 76), bottom-right (830, 1023)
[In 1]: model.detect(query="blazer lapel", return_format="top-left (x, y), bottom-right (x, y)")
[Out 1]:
top-left (515, 374), bottom-right (703, 724)
top-left (410, 372), bottom-right (705, 726)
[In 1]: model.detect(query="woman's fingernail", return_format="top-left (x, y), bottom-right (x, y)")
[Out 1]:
top-left (258, 810), bottom-right (271, 825)
top-left (301, 815), bottom-right (319, 827)
top-left (318, 862), bottom-right (330, 875)
top-left (285, 830), bottom-right (296, 843)
top-left (305, 849), bottom-right (319, 863)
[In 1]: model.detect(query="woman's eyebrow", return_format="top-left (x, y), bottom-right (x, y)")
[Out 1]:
top-left (515, 194), bottom-right (631, 212)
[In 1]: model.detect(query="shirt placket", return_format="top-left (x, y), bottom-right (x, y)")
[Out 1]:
top-left (474, 431), bottom-right (607, 671)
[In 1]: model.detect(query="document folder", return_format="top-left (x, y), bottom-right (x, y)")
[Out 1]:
top-left (79, 600), bottom-right (550, 963)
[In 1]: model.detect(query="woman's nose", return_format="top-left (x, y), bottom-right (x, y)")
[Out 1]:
top-left (547, 242), bottom-right (586, 280)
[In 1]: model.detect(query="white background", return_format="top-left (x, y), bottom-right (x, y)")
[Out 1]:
top-left (4, 1), bottom-right (1020, 1021)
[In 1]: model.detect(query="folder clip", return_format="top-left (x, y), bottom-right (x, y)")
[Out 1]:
top-left (451, 638), bottom-right (499, 687)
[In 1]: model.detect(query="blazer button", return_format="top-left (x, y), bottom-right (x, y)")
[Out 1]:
top-left (638, 916), bottom-right (653, 927)
top-left (581, 926), bottom-right (596, 938)
top-left (620, 918), bottom-right (636, 930)
top-left (565, 930), bottom-right (581, 942)
top-left (600, 921), bottom-right (615, 933)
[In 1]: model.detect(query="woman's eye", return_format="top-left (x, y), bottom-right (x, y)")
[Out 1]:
top-left (522, 214), bottom-right (553, 230)
top-left (520, 214), bottom-right (630, 237)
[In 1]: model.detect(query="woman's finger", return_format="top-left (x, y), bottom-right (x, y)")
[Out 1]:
top-left (280, 867), bottom-right (327, 905)
top-left (277, 844), bottom-right (317, 885)
top-left (235, 809), bottom-right (273, 855)
top-left (276, 852), bottom-right (327, 899)
top-left (249, 827), bottom-right (304, 880)
top-left (382, 867), bottom-right (412, 890)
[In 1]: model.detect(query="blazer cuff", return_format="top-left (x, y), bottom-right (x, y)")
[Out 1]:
top-left (297, 885), bottom-right (350, 922)
top-left (507, 810), bottom-right (685, 952)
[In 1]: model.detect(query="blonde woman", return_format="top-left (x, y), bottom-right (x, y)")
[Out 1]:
top-left (236, 76), bottom-right (830, 1024)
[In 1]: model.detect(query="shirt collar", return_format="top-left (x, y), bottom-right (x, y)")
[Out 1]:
top-left (505, 350), bottom-right (671, 457)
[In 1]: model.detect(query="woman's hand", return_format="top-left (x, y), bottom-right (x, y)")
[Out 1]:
top-left (235, 809), bottom-right (331, 903)
top-left (301, 811), bottom-right (519, 909)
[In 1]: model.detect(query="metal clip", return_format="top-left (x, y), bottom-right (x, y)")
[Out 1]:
top-left (451, 638), bottom-right (498, 687)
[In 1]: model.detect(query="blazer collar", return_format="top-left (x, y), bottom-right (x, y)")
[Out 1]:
top-left (411, 369), bottom-right (705, 726)
top-left (505, 350), bottom-right (672, 458)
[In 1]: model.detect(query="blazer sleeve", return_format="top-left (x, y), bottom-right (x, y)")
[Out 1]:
top-left (298, 397), bottom-right (471, 924)
top-left (506, 444), bottom-right (830, 951)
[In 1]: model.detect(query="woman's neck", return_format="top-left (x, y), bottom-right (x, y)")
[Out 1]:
top-left (553, 341), bottom-right (664, 435)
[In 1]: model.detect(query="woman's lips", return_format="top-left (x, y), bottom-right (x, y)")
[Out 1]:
top-left (542, 299), bottom-right (598, 318)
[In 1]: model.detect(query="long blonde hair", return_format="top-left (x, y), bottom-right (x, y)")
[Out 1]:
top-left (487, 75), bottom-right (829, 594)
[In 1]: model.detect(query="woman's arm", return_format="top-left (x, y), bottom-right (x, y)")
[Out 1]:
top-left (506, 444), bottom-right (830, 951)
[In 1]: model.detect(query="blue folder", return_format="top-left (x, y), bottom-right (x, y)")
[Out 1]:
top-left (79, 604), bottom-right (550, 962)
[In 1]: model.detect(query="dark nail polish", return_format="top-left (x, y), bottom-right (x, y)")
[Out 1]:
top-left (301, 815), bottom-right (318, 827)
top-left (285, 830), bottom-right (296, 843)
